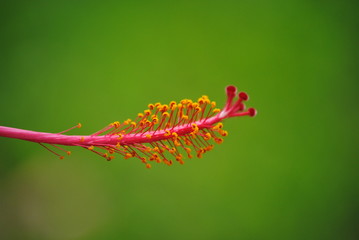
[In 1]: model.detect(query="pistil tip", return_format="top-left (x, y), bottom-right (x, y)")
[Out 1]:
top-left (239, 92), bottom-right (249, 101)
top-left (248, 108), bottom-right (257, 117)
top-left (226, 85), bottom-right (237, 97)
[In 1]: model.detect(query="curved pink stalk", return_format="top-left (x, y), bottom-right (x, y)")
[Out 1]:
top-left (0, 85), bottom-right (256, 168)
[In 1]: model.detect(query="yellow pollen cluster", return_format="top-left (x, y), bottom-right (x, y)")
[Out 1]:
top-left (85, 94), bottom-right (228, 167)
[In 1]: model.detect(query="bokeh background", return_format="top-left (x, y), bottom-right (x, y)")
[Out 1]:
top-left (1, 1), bottom-right (358, 239)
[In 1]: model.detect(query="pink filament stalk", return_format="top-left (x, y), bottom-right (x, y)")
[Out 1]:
top-left (0, 116), bottom-right (222, 146)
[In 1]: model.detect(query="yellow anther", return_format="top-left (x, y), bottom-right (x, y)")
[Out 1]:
top-left (184, 147), bottom-right (191, 154)
top-left (169, 148), bottom-right (176, 154)
top-left (206, 145), bottom-right (214, 151)
top-left (170, 104), bottom-right (177, 110)
top-left (143, 120), bottom-right (150, 127)
top-left (103, 153), bottom-right (108, 158)
top-left (77, 123), bottom-right (82, 128)
top-left (162, 112), bottom-right (170, 118)
top-left (170, 101), bottom-right (177, 108)
top-left (151, 114), bottom-right (157, 119)
top-left (152, 118), bottom-right (158, 124)
top-left (146, 163), bottom-right (152, 169)
top-left (191, 123), bottom-right (199, 132)
top-left (140, 157), bottom-right (147, 163)
top-left (80, 137), bottom-right (85, 142)
top-left (160, 104), bottom-right (169, 112)
top-left (215, 138), bottom-right (224, 144)
top-left (221, 130), bottom-right (228, 137)
top-left (154, 102), bottom-right (161, 107)
top-left (195, 106), bottom-right (201, 112)
top-left (146, 134), bottom-right (152, 139)
top-left (117, 134), bottom-right (123, 140)
top-left (176, 154), bottom-right (183, 162)
top-left (150, 153), bottom-right (159, 161)
top-left (212, 123), bottom-right (223, 130)
top-left (66, 151), bottom-right (71, 155)
top-left (148, 104), bottom-right (155, 110)
top-left (164, 130), bottom-right (171, 136)
top-left (174, 140), bottom-right (181, 146)
top-left (88, 146), bottom-right (94, 150)
top-left (192, 103), bottom-right (199, 108)
top-left (204, 132), bottom-right (212, 140)
top-left (131, 122), bottom-right (137, 127)
top-left (202, 99), bottom-right (207, 104)
top-left (211, 101), bottom-right (216, 108)
top-left (180, 99), bottom-right (188, 104)
top-left (177, 103), bottom-right (183, 109)
top-left (116, 143), bottom-right (121, 148)
top-left (213, 108), bottom-right (221, 113)
top-left (144, 110), bottom-right (151, 116)
top-left (112, 121), bottom-right (120, 128)
top-left (181, 115), bottom-right (189, 120)
top-left (172, 132), bottom-right (178, 139)
top-left (124, 153), bottom-right (132, 159)
top-left (153, 147), bottom-right (159, 152)
top-left (138, 113), bottom-right (144, 118)
top-left (196, 149), bottom-right (204, 158)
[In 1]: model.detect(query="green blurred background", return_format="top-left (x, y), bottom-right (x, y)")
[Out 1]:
top-left (1, 1), bottom-right (358, 239)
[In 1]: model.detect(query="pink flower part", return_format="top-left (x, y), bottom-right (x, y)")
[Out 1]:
top-left (0, 85), bottom-right (257, 168)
